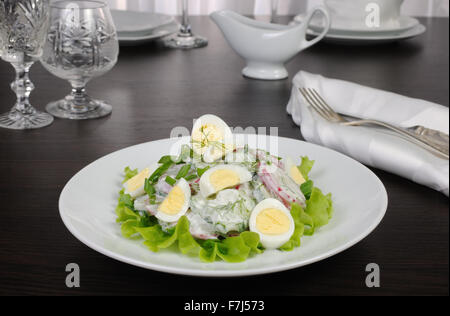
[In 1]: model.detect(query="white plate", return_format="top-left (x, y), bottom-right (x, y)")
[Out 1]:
top-left (295, 14), bottom-right (419, 35)
top-left (117, 21), bottom-right (179, 46)
top-left (291, 15), bottom-right (426, 45)
top-left (111, 10), bottom-right (174, 34)
top-left (312, 24), bottom-right (426, 45)
top-left (59, 135), bottom-right (388, 277)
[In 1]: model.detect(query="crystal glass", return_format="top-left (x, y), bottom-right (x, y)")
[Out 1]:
top-left (163, 0), bottom-right (208, 49)
top-left (40, 1), bottom-right (119, 120)
top-left (0, 0), bottom-right (53, 130)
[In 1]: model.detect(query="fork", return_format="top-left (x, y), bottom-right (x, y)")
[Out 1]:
top-left (299, 88), bottom-right (449, 160)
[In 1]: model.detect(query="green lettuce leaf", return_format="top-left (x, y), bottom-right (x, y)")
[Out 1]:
top-left (118, 189), bottom-right (133, 206)
top-left (280, 200), bottom-right (321, 251)
top-left (121, 219), bottom-right (143, 239)
top-left (123, 166), bottom-right (138, 183)
top-left (177, 217), bottom-right (201, 254)
top-left (240, 231), bottom-right (263, 254)
top-left (138, 226), bottom-right (171, 252)
top-left (116, 189), bottom-right (137, 220)
top-left (216, 236), bottom-right (251, 262)
top-left (299, 207), bottom-right (315, 236)
top-left (300, 180), bottom-right (314, 200)
top-left (116, 203), bottom-right (137, 223)
top-left (297, 156), bottom-right (315, 180)
top-left (199, 240), bottom-right (219, 263)
top-left (305, 187), bottom-right (333, 228)
top-left (116, 186), bottom-right (158, 238)
top-left (116, 207), bottom-right (157, 238)
top-left (198, 232), bottom-right (262, 263)
top-left (279, 226), bottom-right (304, 251)
top-left (280, 203), bottom-right (305, 251)
top-left (135, 216), bottom-right (200, 255)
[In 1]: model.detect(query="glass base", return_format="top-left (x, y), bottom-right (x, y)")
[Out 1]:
top-left (0, 109), bottom-right (54, 130)
top-left (163, 32), bottom-right (208, 49)
top-left (46, 97), bottom-right (112, 120)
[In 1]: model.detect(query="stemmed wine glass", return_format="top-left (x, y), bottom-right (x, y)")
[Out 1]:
top-left (0, 0), bottom-right (53, 130)
top-left (163, 0), bottom-right (207, 49)
top-left (40, 1), bottom-right (119, 120)
top-left (271, 0), bottom-right (279, 22)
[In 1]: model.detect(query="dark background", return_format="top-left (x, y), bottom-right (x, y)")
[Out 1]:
top-left (0, 17), bottom-right (448, 295)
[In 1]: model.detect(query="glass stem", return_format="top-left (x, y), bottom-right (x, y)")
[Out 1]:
top-left (66, 81), bottom-right (91, 113)
top-left (71, 86), bottom-right (87, 105)
top-left (271, 0), bottom-right (278, 22)
top-left (10, 62), bottom-right (36, 115)
top-left (179, 0), bottom-right (192, 35)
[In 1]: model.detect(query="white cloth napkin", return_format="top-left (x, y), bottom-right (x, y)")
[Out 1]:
top-left (287, 71), bottom-right (449, 196)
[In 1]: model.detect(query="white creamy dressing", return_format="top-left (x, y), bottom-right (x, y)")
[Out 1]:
top-left (132, 147), bottom-right (304, 240)
top-left (190, 188), bottom-right (256, 236)
top-left (186, 211), bottom-right (218, 239)
top-left (134, 195), bottom-right (150, 212)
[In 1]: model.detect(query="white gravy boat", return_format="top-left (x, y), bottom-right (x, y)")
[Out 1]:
top-left (211, 7), bottom-right (330, 80)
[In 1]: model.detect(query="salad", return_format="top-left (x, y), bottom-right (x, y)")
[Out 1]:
top-left (115, 115), bottom-right (333, 263)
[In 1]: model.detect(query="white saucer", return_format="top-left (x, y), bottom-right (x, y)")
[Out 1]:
top-left (295, 14), bottom-right (419, 35)
top-left (111, 10), bottom-right (174, 34)
top-left (117, 22), bottom-right (179, 46)
top-left (111, 10), bottom-right (179, 45)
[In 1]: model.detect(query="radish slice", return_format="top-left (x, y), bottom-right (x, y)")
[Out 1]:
top-left (255, 149), bottom-right (284, 169)
top-left (258, 160), bottom-right (306, 208)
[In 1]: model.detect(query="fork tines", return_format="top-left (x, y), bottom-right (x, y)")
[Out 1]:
top-left (299, 88), bottom-right (341, 122)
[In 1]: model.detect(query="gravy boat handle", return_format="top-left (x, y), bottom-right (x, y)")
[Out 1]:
top-left (300, 6), bottom-right (331, 50)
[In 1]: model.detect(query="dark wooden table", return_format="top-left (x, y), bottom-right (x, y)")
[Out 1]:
top-left (0, 16), bottom-right (448, 296)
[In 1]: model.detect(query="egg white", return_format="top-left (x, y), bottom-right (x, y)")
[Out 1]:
top-left (191, 114), bottom-right (234, 162)
top-left (249, 198), bottom-right (295, 249)
top-left (155, 178), bottom-right (191, 223)
top-left (199, 164), bottom-right (252, 197)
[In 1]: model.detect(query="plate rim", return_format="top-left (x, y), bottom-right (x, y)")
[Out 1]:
top-left (111, 9), bottom-right (174, 33)
top-left (298, 14), bottom-right (419, 34)
top-left (293, 14), bottom-right (426, 42)
top-left (316, 23), bottom-right (426, 41)
top-left (304, 24), bottom-right (426, 45)
top-left (59, 135), bottom-right (389, 277)
top-left (117, 21), bottom-right (179, 43)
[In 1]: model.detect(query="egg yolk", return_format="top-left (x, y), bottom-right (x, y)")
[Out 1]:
top-left (210, 169), bottom-right (240, 192)
top-left (192, 124), bottom-right (223, 153)
top-left (290, 166), bottom-right (306, 185)
top-left (158, 186), bottom-right (185, 215)
top-left (256, 208), bottom-right (290, 235)
top-left (126, 168), bottom-right (150, 192)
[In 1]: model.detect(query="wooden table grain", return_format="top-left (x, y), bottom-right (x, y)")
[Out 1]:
top-left (0, 17), bottom-right (448, 296)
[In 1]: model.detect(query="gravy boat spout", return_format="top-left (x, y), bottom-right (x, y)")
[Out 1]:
top-left (211, 8), bottom-right (330, 80)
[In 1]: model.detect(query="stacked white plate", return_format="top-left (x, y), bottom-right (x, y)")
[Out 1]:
top-left (293, 14), bottom-right (426, 44)
top-left (111, 10), bottom-right (179, 46)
